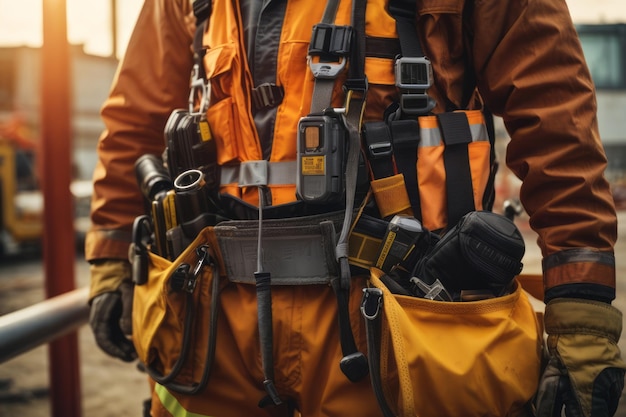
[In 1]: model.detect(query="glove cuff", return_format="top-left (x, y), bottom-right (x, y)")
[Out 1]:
top-left (89, 259), bottom-right (132, 302)
top-left (545, 298), bottom-right (622, 343)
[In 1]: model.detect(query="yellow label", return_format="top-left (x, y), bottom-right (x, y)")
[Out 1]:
top-left (301, 155), bottom-right (325, 175)
top-left (198, 120), bottom-right (212, 142)
top-left (375, 230), bottom-right (396, 268)
top-left (163, 191), bottom-right (178, 230)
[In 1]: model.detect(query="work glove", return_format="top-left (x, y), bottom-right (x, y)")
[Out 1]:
top-left (535, 298), bottom-right (626, 417)
top-left (88, 259), bottom-right (137, 362)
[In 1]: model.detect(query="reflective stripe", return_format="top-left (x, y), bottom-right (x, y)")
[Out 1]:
top-left (154, 384), bottom-right (214, 417)
top-left (419, 113), bottom-right (489, 147)
top-left (220, 160), bottom-right (296, 186)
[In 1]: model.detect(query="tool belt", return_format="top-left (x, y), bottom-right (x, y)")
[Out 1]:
top-left (131, 210), bottom-right (379, 398)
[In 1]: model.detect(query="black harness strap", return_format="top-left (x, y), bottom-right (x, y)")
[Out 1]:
top-left (437, 111), bottom-right (476, 227)
top-left (333, 0), bottom-right (369, 383)
top-left (390, 119), bottom-right (421, 218)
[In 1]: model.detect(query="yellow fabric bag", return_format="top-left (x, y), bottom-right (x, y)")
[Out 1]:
top-left (132, 227), bottom-right (220, 392)
top-left (363, 268), bottom-right (543, 417)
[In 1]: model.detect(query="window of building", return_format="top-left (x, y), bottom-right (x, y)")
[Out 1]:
top-left (577, 24), bottom-right (626, 90)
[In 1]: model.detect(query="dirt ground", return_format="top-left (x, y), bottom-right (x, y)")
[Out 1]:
top-left (1, 211), bottom-right (626, 417)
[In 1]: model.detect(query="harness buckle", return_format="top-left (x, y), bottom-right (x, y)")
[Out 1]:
top-left (308, 24), bottom-right (353, 79)
top-left (368, 142), bottom-right (393, 159)
top-left (400, 92), bottom-right (437, 115)
top-left (394, 56), bottom-right (433, 90)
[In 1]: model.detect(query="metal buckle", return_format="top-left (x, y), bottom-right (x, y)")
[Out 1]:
top-left (400, 93), bottom-right (437, 115)
top-left (394, 56), bottom-right (432, 90)
top-left (308, 58), bottom-right (348, 79)
top-left (361, 287), bottom-right (383, 320)
top-left (188, 63), bottom-right (210, 117)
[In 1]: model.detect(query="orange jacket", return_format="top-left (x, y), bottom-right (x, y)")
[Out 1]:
top-left (86, 0), bottom-right (617, 299)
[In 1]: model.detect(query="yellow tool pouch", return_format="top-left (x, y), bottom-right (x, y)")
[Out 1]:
top-left (362, 268), bottom-right (543, 417)
top-left (132, 227), bottom-right (220, 394)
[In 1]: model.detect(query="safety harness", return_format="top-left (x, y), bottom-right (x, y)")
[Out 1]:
top-left (132, 0), bottom-right (499, 410)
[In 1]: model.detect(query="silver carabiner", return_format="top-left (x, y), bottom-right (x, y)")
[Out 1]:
top-left (188, 63), bottom-right (211, 117)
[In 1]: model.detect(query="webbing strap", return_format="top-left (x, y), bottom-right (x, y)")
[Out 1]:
top-left (391, 120), bottom-right (421, 217)
top-left (333, 0), bottom-right (369, 383)
top-left (437, 112), bottom-right (476, 227)
top-left (362, 288), bottom-right (396, 417)
top-left (388, 0), bottom-right (423, 58)
top-left (309, 0), bottom-right (345, 113)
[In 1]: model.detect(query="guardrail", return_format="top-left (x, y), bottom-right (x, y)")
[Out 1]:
top-left (0, 287), bottom-right (90, 364)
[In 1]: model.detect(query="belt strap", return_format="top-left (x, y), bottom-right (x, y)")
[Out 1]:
top-left (220, 160), bottom-right (296, 187)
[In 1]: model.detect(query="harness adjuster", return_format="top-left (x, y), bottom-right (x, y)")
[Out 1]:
top-left (368, 142), bottom-right (393, 159)
top-left (395, 56), bottom-right (432, 90)
top-left (400, 92), bottom-right (437, 115)
top-left (251, 83), bottom-right (284, 111)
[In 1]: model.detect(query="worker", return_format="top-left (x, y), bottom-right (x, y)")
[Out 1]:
top-left (86, 0), bottom-right (626, 416)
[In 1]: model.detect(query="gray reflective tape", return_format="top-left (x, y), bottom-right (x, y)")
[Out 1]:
top-left (418, 116), bottom-right (488, 148)
top-left (238, 160), bottom-right (269, 187)
top-left (220, 160), bottom-right (297, 187)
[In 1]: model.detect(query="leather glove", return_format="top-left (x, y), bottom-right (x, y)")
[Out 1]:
top-left (88, 259), bottom-right (137, 362)
top-left (535, 298), bottom-right (626, 417)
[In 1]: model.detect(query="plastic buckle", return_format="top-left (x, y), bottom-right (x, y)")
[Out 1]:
top-left (394, 56), bottom-right (432, 90)
top-left (309, 24), bottom-right (353, 57)
top-left (251, 83), bottom-right (284, 110)
top-left (368, 141), bottom-right (393, 159)
top-left (400, 92), bottom-right (437, 115)
top-left (308, 24), bottom-right (353, 79)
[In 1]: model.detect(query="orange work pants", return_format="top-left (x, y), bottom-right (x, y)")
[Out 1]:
top-left (149, 275), bottom-right (381, 416)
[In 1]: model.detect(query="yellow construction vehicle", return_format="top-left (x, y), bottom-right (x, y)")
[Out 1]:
top-left (0, 115), bottom-right (91, 256)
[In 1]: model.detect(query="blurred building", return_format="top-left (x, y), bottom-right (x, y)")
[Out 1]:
top-left (577, 23), bottom-right (626, 185)
top-left (0, 44), bottom-right (118, 181)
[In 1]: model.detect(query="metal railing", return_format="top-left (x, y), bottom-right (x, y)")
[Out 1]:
top-left (0, 287), bottom-right (89, 364)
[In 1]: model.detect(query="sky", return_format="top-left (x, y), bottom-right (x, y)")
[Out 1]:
top-left (0, 0), bottom-right (624, 59)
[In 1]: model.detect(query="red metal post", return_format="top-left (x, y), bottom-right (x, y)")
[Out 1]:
top-left (41, 0), bottom-right (82, 416)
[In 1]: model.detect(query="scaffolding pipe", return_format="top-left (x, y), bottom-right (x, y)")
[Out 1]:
top-left (0, 287), bottom-right (89, 364)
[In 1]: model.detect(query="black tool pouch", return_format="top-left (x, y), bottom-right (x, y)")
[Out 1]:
top-left (415, 210), bottom-right (525, 299)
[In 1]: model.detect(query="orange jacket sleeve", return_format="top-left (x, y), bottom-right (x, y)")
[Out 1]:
top-left (85, 0), bottom-right (195, 262)
top-left (469, 0), bottom-right (617, 299)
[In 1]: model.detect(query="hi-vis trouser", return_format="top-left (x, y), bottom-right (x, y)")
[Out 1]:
top-left (134, 221), bottom-right (381, 417)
